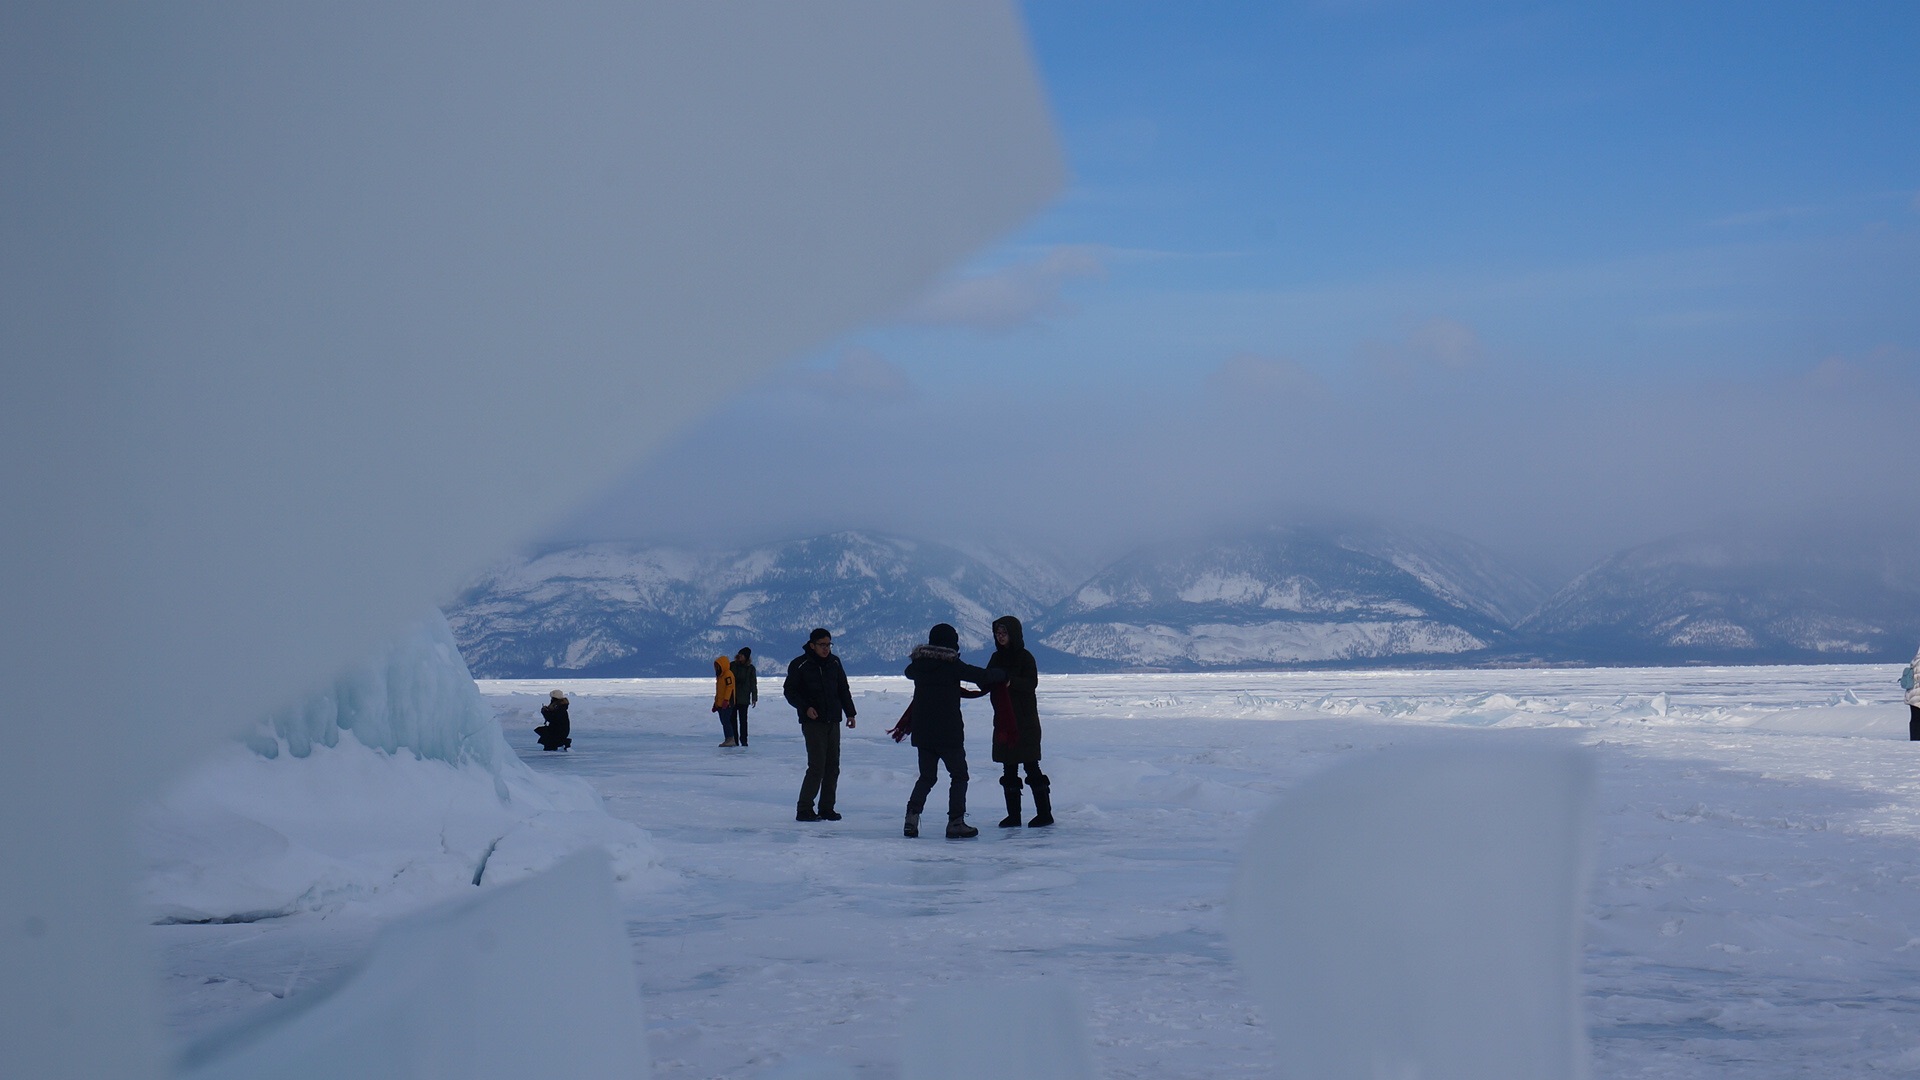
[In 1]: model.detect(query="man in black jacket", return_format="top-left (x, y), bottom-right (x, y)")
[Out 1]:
top-left (784, 628), bottom-right (857, 821)
top-left (902, 623), bottom-right (1005, 839)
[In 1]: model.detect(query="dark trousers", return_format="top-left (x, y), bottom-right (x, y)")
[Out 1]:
top-left (799, 721), bottom-right (841, 812)
top-left (737, 703), bottom-right (750, 744)
top-left (1001, 760), bottom-right (1046, 784)
top-left (718, 705), bottom-right (738, 742)
top-left (907, 743), bottom-right (969, 820)
top-left (1910, 705), bottom-right (1919, 742)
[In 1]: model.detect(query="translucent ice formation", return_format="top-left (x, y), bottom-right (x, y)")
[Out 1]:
top-left (247, 613), bottom-right (510, 772)
top-left (1228, 744), bottom-right (1595, 1080)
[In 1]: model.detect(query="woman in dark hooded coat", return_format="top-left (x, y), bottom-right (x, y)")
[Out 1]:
top-left (987, 615), bottom-right (1052, 827)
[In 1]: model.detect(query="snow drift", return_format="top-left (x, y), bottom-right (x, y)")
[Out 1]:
top-left (138, 614), bottom-right (665, 923)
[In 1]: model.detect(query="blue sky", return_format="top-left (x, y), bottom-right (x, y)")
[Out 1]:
top-left (565, 2), bottom-right (1920, 581)
top-left (891, 1), bottom-right (1919, 382)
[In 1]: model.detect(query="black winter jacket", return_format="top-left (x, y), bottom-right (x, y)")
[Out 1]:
top-left (734, 661), bottom-right (758, 707)
top-left (903, 645), bottom-right (1005, 749)
top-left (537, 701), bottom-right (570, 748)
top-left (784, 651), bottom-right (856, 725)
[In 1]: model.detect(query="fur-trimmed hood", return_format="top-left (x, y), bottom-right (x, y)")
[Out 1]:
top-left (909, 644), bottom-right (961, 663)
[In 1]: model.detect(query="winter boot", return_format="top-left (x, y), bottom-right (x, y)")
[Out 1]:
top-left (904, 812), bottom-right (920, 838)
top-left (945, 817), bottom-right (978, 839)
top-left (818, 808), bottom-right (842, 821)
top-left (999, 775), bottom-right (1024, 828)
top-left (1027, 774), bottom-right (1054, 828)
top-left (796, 806), bottom-right (820, 822)
top-left (719, 738), bottom-right (738, 747)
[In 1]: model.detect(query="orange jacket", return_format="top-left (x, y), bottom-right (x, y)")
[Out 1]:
top-left (713, 656), bottom-right (735, 710)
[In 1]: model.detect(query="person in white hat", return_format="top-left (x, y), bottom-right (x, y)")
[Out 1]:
top-left (537, 689), bottom-right (572, 751)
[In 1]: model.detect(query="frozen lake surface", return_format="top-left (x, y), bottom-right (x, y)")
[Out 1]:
top-left (154, 665), bottom-right (1920, 1078)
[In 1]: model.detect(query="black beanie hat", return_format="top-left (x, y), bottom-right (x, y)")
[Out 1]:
top-left (929, 623), bottom-right (959, 650)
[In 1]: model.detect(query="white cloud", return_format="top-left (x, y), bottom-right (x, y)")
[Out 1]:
top-left (799, 346), bottom-right (914, 402)
top-left (1209, 352), bottom-right (1325, 400)
top-left (1353, 316), bottom-right (1483, 375)
top-left (899, 245), bottom-right (1106, 331)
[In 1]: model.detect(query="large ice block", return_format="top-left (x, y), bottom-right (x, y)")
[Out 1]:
top-left (0, 4), bottom-right (1058, 1074)
top-left (1228, 743), bottom-right (1595, 1080)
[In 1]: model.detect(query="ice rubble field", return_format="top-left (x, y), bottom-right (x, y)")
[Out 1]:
top-left (151, 664), bottom-right (1920, 1079)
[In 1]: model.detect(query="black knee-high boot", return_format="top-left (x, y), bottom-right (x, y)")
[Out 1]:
top-left (1027, 772), bottom-right (1053, 827)
top-left (999, 774), bottom-right (1023, 827)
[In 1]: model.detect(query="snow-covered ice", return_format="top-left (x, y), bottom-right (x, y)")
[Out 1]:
top-left (147, 663), bottom-right (1920, 1078)
top-left (139, 615), bottom-right (664, 928)
top-left (178, 851), bottom-right (649, 1080)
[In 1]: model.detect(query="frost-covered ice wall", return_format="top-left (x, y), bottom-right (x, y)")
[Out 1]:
top-left (140, 613), bottom-right (665, 924)
top-left (245, 613), bottom-right (509, 773)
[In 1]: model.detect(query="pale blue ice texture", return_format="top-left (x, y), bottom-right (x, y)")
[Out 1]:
top-left (246, 612), bottom-right (508, 775)
top-left (1228, 744), bottom-right (1595, 1080)
top-left (177, 850), bottom-right (649, 1080)
top-left (903, 979), bottom-right (1097, 1080)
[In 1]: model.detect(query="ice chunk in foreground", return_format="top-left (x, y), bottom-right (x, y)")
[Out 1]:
top-left (2, 2), bottom-right (1058, 1073)
top-left (178, 850), bottom-right (648, 1080)
top-left (902, 979), bottom-right (1096, 1080)
top-left (1228, 744), bottom-right (1594, 1080)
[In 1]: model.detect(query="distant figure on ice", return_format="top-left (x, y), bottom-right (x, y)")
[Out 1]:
top-left (900, 623), bottom-right (1005, 839)
top-left (987, 615), bottom-right (1053, 828)
top-left (714, 656), bottom-right (739, 747)
top-left (536, 689), bottom-right (571, 751)
top-left (784, 628), bottom-right (857, 821)
top-left (732, 647), bottom-right (758, 746)
top-left (1903, 646), bottom-right (1920, 741)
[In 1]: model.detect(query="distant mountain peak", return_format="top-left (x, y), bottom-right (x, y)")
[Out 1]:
top-left (1029, 521), bottom-right (1536, 670)
top-left (1520, 528), bottom-right (1920, 662)
top-left (447, 531), bottom-right (1052, 677)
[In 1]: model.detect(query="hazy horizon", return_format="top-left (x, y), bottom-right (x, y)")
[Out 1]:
top-left (542, 2), bottom-right (1917, 592)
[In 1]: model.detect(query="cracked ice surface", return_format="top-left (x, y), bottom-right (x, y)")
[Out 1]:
top-left (151, 663), bottom-right (1920, 1077)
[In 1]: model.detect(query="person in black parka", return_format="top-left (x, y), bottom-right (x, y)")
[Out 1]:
top-left (784, 628), bottom-right (857, 821)
top-left (536, 689), bottom-right (571, 751)
top-left (987, 615), bottom-right (1052, 827)
top-left (902, 622), bottom-right (1006, 839)
top-left (732, 647), bottom-right (758, 747)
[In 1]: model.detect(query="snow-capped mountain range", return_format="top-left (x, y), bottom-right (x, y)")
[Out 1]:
top-left (444, 525), bottom-right (1920, 677)
top-left (1519, 531), bottom-right (1920, 664)
top-left (1033, 523), bottom-right (1543, 669)
top-left (447, 533), bottom-right (1052, 677)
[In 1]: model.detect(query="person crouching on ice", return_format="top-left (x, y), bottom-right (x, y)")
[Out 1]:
top-left (901, 623), bottom-right (1005, 839)
top-left (536, 689), bottom-right (571, 751)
